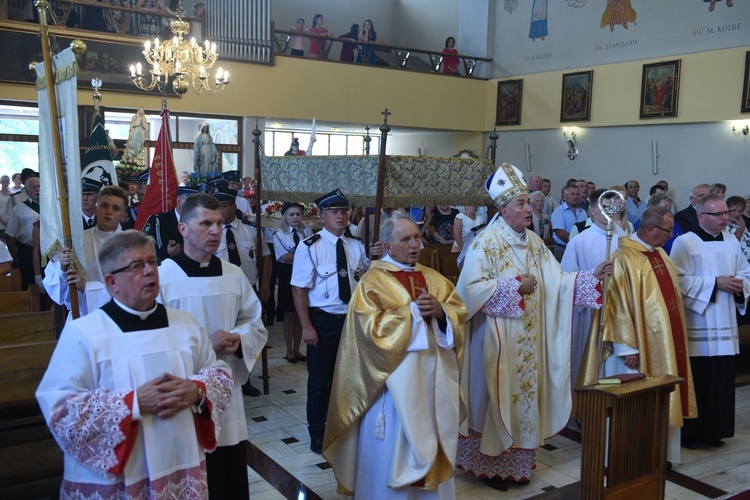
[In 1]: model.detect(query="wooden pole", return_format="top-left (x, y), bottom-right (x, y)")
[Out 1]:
top-left (489, 128), bottom-right (499, 165)
top-left (36, 0), bottom-right (80, 319)
top-left (253, 123), bottom-right (270, 395)
top-left (372, 109), bottom-right (391, 245)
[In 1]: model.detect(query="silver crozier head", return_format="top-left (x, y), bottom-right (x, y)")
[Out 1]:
top-left (597, 190), bottom-right (626, 232)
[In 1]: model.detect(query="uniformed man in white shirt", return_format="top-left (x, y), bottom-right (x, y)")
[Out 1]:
top-left (291, 189), bottom-right (370, 454)
top-left (5, 172), bottom-right (39, 290)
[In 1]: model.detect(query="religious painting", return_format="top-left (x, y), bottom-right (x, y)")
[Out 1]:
top-left (496, 79), bottom-right (523, 126)
top-left (560, 70), bottom-right (593, 122)
top-left (742, 51), bottom-right (750, 113)
top-left (640, 59), bottom-right (681, 119)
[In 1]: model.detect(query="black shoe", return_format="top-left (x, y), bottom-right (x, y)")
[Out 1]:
top-left (310, 435), bottom-right (323, 454)
top-left (681, 439), bottom-right (699, 450)
top-left (282, 355), bottom-right (298, 364)
top-left (294, 354), bottom-right (307, 362)
top-left (263, 319), bottom-right (274, 327)
top-left (483, 477), bottom-right (508, 491)
top-left (242, 382), bottom-right (260, 397)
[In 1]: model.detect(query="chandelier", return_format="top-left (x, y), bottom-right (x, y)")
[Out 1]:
top-left (129, 1), bottom-right (229, 95)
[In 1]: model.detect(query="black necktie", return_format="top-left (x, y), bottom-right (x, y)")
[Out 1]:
top-left (336, 238), bottom-right (351, 304)
top-left (225, 225), bottom-right (241, 266)
top-left (292, 228), bottom-right (300, 246)
top-left (85, 218), bottom-right (94, 229)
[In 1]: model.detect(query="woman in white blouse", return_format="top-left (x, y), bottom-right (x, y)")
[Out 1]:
top-left (273, 202), bottom-right (313, 363)
top-left (452, 205), bottom-right (484, 252)
top-left (530, 191), bottom-right (552, 244)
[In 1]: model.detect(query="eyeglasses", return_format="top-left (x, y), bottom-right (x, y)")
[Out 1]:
top-left (699, 211), bottom-right (729, 217)
top-left (110, 258), bottom-right (158, 275)
top-left (652, 225), bottom-right (674, 235)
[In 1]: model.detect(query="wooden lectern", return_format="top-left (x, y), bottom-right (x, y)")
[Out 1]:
top-left (575, 375), bottom-right (682, 499)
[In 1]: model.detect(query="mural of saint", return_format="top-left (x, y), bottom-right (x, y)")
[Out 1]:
top-left (529, 0), bottom-right (548, 41)
top-left (705, 0), bottom-right (734, 12)
top-left (601, 0), bottom-right (636, 32)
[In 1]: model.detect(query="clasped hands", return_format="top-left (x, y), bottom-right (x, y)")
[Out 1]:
top-left (415, 288), bottom-right (445, 322)
top-left (137, 373), bottom-right (202, 419)
top-left (717, 275), bottom-right (744, 294)
top-left (210, 329), bottom-right (240, 354)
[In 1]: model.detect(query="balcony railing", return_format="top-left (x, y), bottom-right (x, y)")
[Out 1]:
top-left (5, 0), bottom-right (273, 65)
top-left (273, 28), bottom-right (492, 77)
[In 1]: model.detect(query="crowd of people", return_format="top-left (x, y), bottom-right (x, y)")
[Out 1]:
top-left (285, 14), bottom-right (462, 74)
top-left (1, 160), bottom-right (749, 498)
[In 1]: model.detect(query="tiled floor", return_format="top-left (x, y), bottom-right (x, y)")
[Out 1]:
top-left (242, 322), bottom-right (750, 499)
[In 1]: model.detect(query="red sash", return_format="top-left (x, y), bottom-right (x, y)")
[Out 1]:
top-left (644, 250), bottom-right (690, 416)
top-left (387, 270), bottom-right (427, 300)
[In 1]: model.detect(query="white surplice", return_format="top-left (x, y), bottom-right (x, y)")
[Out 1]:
top-left (157, 258), bottom-right (268, 446)
top-left (35, 305), bottom-right (233, 498)
top-left (670, 231), bottom-right (750, 357)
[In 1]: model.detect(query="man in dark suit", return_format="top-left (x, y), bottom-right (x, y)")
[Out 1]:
top-left (143, 186), bottom-right (197, 262)
top-left (674, 183), bottom-right (709, 234)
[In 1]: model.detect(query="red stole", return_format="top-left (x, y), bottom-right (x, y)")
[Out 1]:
top-left (387, 269), bottom-right (427, 300)
top-left (644, 250), bottom-right (690, 416)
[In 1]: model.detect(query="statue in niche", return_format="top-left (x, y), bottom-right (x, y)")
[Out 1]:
top-left (194, 122), bottom-right (219, 176)
top-left (126, 108), bottom-right (148, 156)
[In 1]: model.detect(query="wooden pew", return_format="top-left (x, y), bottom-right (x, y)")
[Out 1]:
top-left (0, 284), bottom-right (41, 315)
top-left (418, 243), bottom-right (453, 269)
top-left (0, 311), bottom-right (56, 346)
top-left (0, 270), bottom-right (22, 293)
top-left (432, 246), bottom-right (460, 285)
top-left (0, 340), bottom-right (63, 497)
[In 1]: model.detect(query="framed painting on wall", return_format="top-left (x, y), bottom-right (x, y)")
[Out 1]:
top-left (496, 79), bottom-right (523, 126)
top-left (640, 60), bottom-right (681, 119)
top-left (742, 51), bottom-right (750, 113)
top-left (560, 70), bottom-right (593, 122)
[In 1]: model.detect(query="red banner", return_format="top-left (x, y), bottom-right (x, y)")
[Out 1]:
top-left (134, 109), bottom-right (177, 231)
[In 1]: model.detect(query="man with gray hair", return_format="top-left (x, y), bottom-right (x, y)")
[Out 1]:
top-left (579, 207), bottom-right (697, 465)
top-left (324, 212), bottom-right (467, 497)
top-left (674, 183), bottom-right (710, 234)
top-left (36, 230), bottom-right (233, 498)
top-left (456, 163), bottom-right (611, 490)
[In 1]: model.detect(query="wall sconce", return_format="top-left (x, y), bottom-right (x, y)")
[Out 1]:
top-left (732, 125), bottom-right (749, 136)
top-left (563, 128), bottom-right (578, 160)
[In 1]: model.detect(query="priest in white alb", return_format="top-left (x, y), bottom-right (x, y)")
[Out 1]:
top-left (157, 192), bottom-right (268, 499)
top-left (455, 163), bottom-right (612, 491)
top-left (36, 230), bottom-right (233, 498)
top-left (670, 193), bottom-right (750, 447)
top-left (323, 213), bottom-right (467, 498)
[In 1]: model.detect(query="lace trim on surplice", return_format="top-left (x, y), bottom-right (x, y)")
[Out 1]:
top-left (51, 388), bottom-right (131, 475)
top-left (482, 277), bottom-right (524, 318)
top-left (574, 270), bottom-right (602, 308)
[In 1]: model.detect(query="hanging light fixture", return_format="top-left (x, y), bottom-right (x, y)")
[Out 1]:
top-left (129, 0), bottom-right (229, 95)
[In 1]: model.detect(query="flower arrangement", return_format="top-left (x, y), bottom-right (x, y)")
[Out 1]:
top-left (263, 201), bottom-right (319, 218)
top-left (119, 148), bottom-right (146, 170)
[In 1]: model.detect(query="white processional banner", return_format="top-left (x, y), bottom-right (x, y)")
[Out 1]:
top-left (36, 47), bottom-right (84, 269)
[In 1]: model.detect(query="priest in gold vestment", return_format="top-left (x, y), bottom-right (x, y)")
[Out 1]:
top-left (455, 164), bottom-right (611, 490)
top-left (579, 206), bottom-right (697, 463)
top-left (323, 213), bottom-right (467, 498)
